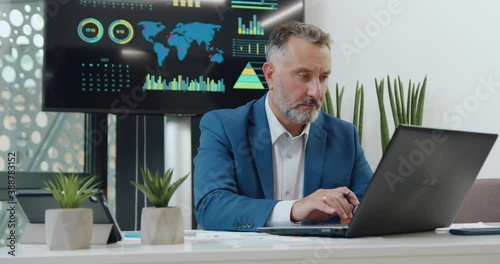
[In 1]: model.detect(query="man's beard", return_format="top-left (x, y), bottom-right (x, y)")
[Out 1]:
top-left (273, 77), bottom-right (322, 124)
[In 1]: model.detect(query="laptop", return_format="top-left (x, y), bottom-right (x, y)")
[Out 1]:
top-left (16, 191), bottom-right (122, 243)
top-left (257, 125), bottom-right (498, 238)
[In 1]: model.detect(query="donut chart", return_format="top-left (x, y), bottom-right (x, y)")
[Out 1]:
top-left (108, 20), bottom-right (134, 44)
top-left (77, 18), bottom-right (104, 43)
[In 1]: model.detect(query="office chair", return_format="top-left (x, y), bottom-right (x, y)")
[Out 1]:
top-left (454, 178), bottom-right (500, 223)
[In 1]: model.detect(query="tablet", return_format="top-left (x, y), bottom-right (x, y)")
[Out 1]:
top-left (16, 190), bottom-right (122, 243)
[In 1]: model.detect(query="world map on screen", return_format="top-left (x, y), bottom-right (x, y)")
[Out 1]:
top-left (138, 21), bottom-right (224, 66)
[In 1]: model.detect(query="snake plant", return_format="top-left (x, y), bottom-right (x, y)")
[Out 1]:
top-left (322, 82), bottom-right (364, 144)
top-left (352, 81), bottom-right (365, 145)
top-left (43, 172), bottom-right (100, 208)
top-left (376, 75), bottom-right (428, 152)
top-left (131, 168), bottom-right (188, 207)
top-left (321, 83), bottom-right (344, 118)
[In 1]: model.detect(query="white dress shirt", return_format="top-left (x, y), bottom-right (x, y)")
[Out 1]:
top-left (264, 94), bottom-right (310, 226)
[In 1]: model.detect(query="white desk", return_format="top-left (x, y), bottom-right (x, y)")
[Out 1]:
top-left (2, 229), bottom-right (500, 264)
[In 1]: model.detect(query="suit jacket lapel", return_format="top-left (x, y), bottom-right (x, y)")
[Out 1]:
top-left (249, 96), bottom-right (274, 199)
top-left (304, 117), bottom-right (327, 196)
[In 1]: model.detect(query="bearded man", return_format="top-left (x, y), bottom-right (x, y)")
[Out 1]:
top-left (193, 21), bottom-right (373, 231)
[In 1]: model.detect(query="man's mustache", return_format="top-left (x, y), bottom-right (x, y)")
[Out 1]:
top-left (294, 98), bottom-right (322, 108)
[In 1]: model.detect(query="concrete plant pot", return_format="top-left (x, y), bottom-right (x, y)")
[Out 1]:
top-left (141, 207), bottom-right (184, 245)
top-left (45, 208), bottom-right (93, 250)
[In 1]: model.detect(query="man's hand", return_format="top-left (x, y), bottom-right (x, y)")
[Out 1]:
top-left (290, 187), bottom-right (360, 223)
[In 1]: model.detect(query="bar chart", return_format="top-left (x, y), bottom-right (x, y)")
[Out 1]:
top-left (238, 15), bottom-right (264, 35)
top-left (143, 74), bottom-right (225, 92)
top-left (173, 0), bottom-right (201, 8)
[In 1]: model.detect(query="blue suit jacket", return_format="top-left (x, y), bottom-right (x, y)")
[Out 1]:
top-left (193, 95), bottom-right (373, 231)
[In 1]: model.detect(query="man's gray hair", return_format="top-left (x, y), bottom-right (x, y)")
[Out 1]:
top-left (266, 21), bottom-right (332, 65)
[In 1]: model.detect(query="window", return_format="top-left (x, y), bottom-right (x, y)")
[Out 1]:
top-left (0, 0), bottom-right (86, 173)
top-left (0, 0), bottom-right (117, 247)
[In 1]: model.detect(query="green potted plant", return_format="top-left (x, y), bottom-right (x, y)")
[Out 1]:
top-left (131, 168), bottom-right (189, 245)
top-left (375, 75), bottom-right (427, 152)
top-left (321, 82), bottom-right (365, 144)
top-left (43, 171), bottom-right (100, 250)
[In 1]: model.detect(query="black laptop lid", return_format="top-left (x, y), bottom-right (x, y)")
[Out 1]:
top-left (346, 125), bottom-right (497, 237)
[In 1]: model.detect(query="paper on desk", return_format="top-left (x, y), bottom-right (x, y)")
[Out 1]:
top-left (185, 230), bottom-right (383, 248)
top-left (122, 230), bottom-right (263, 241)
top-left (124, 230), bottom-right (383, 246)
top-left (185, 230), bottom-right (314, 245)
top-left (185, 230), bottom-right (263, 238)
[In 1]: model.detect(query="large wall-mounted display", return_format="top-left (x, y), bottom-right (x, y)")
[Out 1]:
top-left (43, 0), bottom-right (304, 115)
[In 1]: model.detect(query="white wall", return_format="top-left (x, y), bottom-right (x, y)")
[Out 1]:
top-left (305, 0), bottom-right (500, 178)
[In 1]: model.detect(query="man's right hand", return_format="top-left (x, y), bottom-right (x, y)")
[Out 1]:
top-left (290, 187), bottom-right (359, 223)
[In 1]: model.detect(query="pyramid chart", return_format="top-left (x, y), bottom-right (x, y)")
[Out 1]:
top-left (233, 62), bottom-right (265, 89)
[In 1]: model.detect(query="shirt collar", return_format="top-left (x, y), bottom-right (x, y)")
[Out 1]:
top-left (265, 93), bottom-right (310, 144)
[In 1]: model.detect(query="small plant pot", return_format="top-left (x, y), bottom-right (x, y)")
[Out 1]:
top-left (45, 208), bottom-right (93, 250)
top-left (141, 207), bottom-right (184, 245)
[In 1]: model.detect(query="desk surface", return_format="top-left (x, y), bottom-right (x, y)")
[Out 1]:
top-left (2, 229), bottom-right (500, 264)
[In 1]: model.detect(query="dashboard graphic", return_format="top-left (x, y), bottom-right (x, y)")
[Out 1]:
top-left (81, 0), bottom-right (154, 10)
top-left (144, 74), bottom-right (225, 92)
top-left (80, 62), bottom-right (131, 92)
top-left (43, 0), bottom-right (304, 114)
top-left (232, 39), bottom-right (267, 58)
top-left (232, 0), bottom-right (278, 10)
top-left (172, 0), bottom-right (201, 8)
top-left (138, 21), bottom-right (224, 66)
top-left (109, 20), bottom-right (134, 44)
top-left (238, 15), bottom-right (264, 35)
top-left (234, 62), bottom-right (265, 90)
top-left (77, 18), bottom-right (104, 43)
